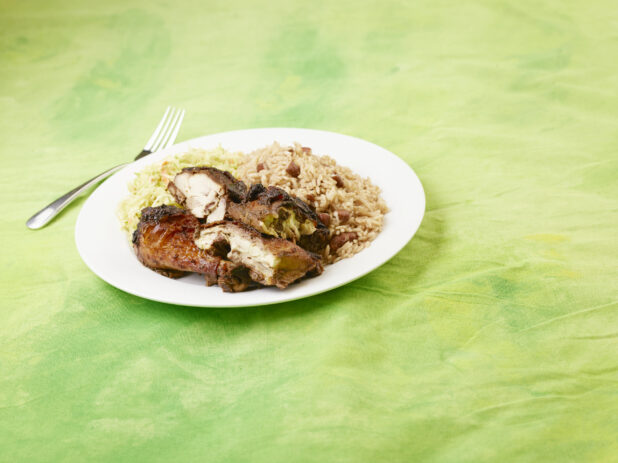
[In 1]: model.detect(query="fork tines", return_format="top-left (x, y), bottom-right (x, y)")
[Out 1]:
top-left (144, 107), bottom-right (186, 153)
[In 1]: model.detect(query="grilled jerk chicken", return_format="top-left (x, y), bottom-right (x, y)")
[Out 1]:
top-left (132, 205), bottom-right (219, 279)
top-left (137, 168), bottom-right (328, 291)
top-left (132, 205), bottom-right (257, 292)
top-left (167, 167), bottom-right (247, 221)
top-left (195, 221), bottom-right (323, 289)
top-left (216, 260), bottom-right (260, 293)
top-left (227, 184), bottom-right (330, 254)
top-left (167, 167), bottom-right (329, 254)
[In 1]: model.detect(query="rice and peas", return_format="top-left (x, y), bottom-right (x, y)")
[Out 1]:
top-left (117, 142), bottom-right (388, 264)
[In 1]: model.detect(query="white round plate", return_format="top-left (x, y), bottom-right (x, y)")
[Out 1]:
top-left (75, 128), bottom-right (425, 307)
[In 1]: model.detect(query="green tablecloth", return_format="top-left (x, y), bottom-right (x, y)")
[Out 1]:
top-left (2, 1), bottom-right (617, 461)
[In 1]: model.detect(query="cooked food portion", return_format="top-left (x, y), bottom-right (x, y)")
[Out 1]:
top-left (132, 205), bottom-right (221, 280)
top-left (195, 221), bottom-right (323, 289)
top-left (168, 167), bottom-right (329, 255)
top-left (117, 147), bottom-right (245, 238)
top-left (132, 205), bottom-right (260, 293)
top-left (216, 261), bottom-right (261, 293)
top-left (227, 184), bottom-right (330, 254)
top-left (133, 204), bottom-right (323, 292)
top-left (167, 167), bottom-right (247, 222)
top-left (120, 141), bottom-right (389, 294)
top-left (236, 142), bottom-right (388, 263)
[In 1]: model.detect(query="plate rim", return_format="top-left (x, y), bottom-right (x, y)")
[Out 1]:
top-left (75, 127), bottom-right (425, 307)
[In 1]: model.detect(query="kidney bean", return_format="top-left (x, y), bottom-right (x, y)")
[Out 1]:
top-left (330, 232), bottom-right (358, 252)
top-left (286, 161), bottom-right (300, 177)
top-left (336, 209), bottom-right (350, 224)
top-left (317, 212), bottom-right (331, 227)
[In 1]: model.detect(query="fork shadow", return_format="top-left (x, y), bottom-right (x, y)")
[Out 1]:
top-left (123, 179), bottom-right (445, 327)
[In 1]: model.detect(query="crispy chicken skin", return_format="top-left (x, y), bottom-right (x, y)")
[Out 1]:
top-left (167, 167), bottom-right (247, 221)
top-left (227, 184), bottom-right (330, 254)
top-left (132, 205), bottom-right (220, 279)
top-left (195, 221), bottom-right (323, 289)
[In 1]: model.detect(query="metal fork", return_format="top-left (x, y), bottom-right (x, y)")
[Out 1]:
top-left (26, 107), bottom-right (185, 230)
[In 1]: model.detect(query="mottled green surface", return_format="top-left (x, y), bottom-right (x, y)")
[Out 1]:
top-left (1, 0), bottom-right (617, 461)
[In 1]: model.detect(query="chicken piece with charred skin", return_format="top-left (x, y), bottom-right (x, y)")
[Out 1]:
top-left (167, 167), bottom-right (329, 255)
top-left (167, 167), bottom-right (247, 222)
top-left (195, 221), bottom-right (323, 289)
top-left (132, 205), bottom-right (220, 279)
top-left (132, 205), bottom-right (258, 292)
top-left (227, 184), bottom-right (330, 255)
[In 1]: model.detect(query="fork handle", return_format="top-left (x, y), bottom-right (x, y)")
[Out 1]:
top-left (26, 163), bottom-right (128, 229)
